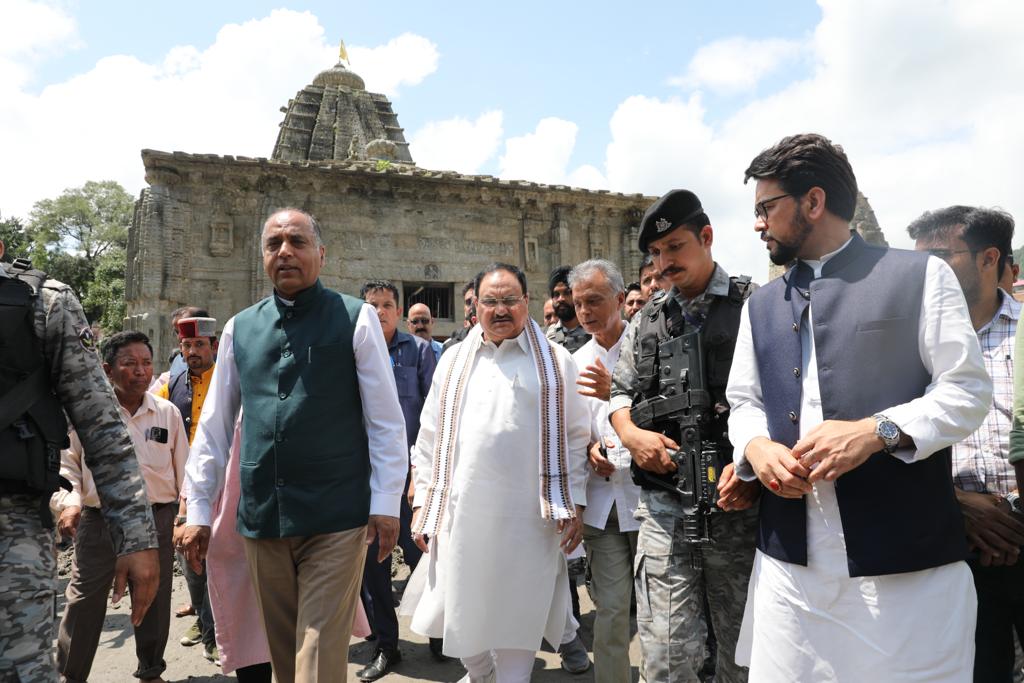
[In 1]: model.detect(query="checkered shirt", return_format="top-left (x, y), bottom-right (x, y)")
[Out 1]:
top-left (953, 290), bottom-right (1021, 495)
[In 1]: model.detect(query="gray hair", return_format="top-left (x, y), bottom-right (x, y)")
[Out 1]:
top-left (568, 259), bottom-right (625, 296)
top-left (264, 207), bottom-right (323, 246)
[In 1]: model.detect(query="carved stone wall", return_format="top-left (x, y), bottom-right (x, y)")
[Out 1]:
top-left (125, 150), bottom-right (651, 365)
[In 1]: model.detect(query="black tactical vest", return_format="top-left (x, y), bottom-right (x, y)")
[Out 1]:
top-left (631, 276), bottom-right (753, 488)
top-left (0, 260), bottom-right (70, 520)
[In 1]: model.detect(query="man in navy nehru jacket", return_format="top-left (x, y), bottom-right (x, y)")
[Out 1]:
top-left (726, 134), bottom-right (991, 682)
top-left (181, 208), bottom-right (408, 683)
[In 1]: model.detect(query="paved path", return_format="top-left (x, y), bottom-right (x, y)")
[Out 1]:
top-left (63, 565), bottom-right (642, 682)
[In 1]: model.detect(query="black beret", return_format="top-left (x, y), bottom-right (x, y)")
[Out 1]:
top-left (638, 189), bottom-right (706, 252)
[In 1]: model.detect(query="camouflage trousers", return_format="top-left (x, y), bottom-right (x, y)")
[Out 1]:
top-left (634, 490), bottom-right (757, 683)
top-left (0, 494), bottom-right (56, 683)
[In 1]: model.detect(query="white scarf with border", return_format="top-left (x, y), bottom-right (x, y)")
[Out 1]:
top-left (413, 318), bottom-right (575, 537)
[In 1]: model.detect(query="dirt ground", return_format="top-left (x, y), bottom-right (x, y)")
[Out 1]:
top-left (59, 562), bottom-right (642, 683)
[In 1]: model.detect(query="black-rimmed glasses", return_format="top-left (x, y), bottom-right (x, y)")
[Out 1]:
top-left (755, 193), bottom-right (796, 221)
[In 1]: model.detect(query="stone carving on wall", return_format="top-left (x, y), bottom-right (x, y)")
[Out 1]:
top-left (424, 263), bottom-right (440, 279)
top-left (209, 216), bottom-right (234, 257)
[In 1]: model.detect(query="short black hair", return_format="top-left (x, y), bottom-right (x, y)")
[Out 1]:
top-left (102, 330), bottom-right (153, 366)
top-left (475, 262), bottom-right (528, 297)
top-left (744, 133), bottom-right (859, 222)
top-left (170, 306), bottom-right (209, 323)
top-left (360, 279), bottom-right (401, 307)
top-left (639, 254), bottom-right (658, 279)
top-left (549, 265), bottom-right (572, 296)
top-left (461, 281), bottom-right (475, 297)
top-left (907, 206), bottom-right (1015, 279)
top-left (625, 281), bottom-right (642, 295)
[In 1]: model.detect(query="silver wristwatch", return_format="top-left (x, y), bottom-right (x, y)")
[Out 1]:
top-left (873, 414), bottom-right (901, 453)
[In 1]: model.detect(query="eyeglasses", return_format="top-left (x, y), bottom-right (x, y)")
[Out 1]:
top-left (477, 296), bottom-right (525, 309)
top-left (409, 318), bottom-right (430, 325)
top-left (925, 248), bottom-right (974, 261)
top-left (755, 193), bottom-right (796, 222)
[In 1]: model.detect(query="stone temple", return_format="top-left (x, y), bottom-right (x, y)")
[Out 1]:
top-left (125, 55), bottom-right (652, 365)
top-left (124, 51), bottom-right (887, 365)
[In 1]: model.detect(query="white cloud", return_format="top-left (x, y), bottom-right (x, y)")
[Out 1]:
top-left (669, 37), bottom-right (802, 94)
top-left (408, 110), bottom-right (504, 174)
top-left (498, 117), bottom-right (580, 185)
top-left (0, 10), bottom-right (438, 219)
top-left (590, 0), bottom-right (1024, 281)
top-left (348, 33), bottom-right (439, 98)
top-left (0, 0), bottom-right (79, 92)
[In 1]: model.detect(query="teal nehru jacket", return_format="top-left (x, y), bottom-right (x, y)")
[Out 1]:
top-left (232, 280), bottom-right (371, 538)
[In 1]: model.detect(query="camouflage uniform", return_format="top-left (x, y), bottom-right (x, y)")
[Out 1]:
top-left (545, 322), bottom-right (591, 354)
top-left (0, 266), bottom-right (158, 683)
top-left (610, 266), bottom-right (757, 683)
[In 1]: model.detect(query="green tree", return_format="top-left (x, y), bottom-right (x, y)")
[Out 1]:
top-left (0, 214), bottom-right (32, 263)
top-left (26, 180), bottom-right (134, 331)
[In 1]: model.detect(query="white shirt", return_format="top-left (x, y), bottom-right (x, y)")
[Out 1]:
top-left (186, 301), bottom-right (409, 526)
top-left (573, 326), bottom-right (640, 532)
top-left (726, 241), bottom-right (990, 680)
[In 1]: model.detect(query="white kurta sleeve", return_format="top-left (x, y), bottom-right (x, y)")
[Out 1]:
top-left (186, 317), bottom-right (241, 526)
top-left (352, 304), bottom-right (409, 518)
top-left (560, 348), bottom-right (591, 507)
top-left (725, 302), bottom-right (768, 481)
top-left (884, 256), bottom-right (992, 461)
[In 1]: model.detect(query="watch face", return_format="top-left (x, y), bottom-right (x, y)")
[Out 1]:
top-left (879, 421), bottom-right (900, 441)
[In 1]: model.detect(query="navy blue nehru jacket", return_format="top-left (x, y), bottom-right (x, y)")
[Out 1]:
top-left (387, 331), bottom-right (436, 447)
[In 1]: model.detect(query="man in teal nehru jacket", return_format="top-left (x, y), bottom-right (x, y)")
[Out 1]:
top-left (181, 208), bottom-right (409, 683)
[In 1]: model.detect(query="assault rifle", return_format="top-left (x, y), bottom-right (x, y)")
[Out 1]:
top-left (630, 331), bottom-right (725, 556)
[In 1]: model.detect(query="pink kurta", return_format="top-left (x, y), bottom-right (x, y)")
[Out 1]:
top-left (206, 419), bottom-right (371, 673)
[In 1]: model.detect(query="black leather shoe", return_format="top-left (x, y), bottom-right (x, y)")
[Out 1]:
top-left (357, 647), bottom-right (401, 681)
top-left (428, 637), bottom-right (449, 662)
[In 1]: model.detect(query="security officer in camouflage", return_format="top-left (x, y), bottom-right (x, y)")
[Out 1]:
top-left (546, 265), bottom-right (592, 354)
top-left (608, 190), bottom-right (762, 683)
top-left (0, 240), bottom-right (160, 682)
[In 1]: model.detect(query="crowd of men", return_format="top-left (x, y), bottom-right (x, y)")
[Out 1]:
top-left (2, 131), bottom-right (1024, 683)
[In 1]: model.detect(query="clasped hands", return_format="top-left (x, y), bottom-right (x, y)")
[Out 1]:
top-left (746, 417), bottom-right (884, 498)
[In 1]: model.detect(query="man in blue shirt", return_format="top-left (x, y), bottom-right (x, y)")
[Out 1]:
top-left (406, 302), bottom-right (442, 362)
top-left (358, 280), bottom-right (439, 680)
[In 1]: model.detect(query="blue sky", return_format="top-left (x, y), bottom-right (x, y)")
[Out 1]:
top-left (3, 1), bottom-right (1022, 279)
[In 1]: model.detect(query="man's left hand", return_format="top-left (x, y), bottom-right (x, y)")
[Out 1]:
top-left (558, 505), bottom-right (585, 554)
top-left (576, 359), bottom-right (611, 401)
top-left (366, 514), bottom-right (399, 562)
top-left (716, 463), bottom-right (761, 511)
top-left (792, 418), bottom-right (881, 483)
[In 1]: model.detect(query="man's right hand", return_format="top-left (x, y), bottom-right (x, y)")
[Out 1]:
top-left (957, 490), bottom-right (1024, 566)
top-left (745, 437), bottom-right (812, 499)
top-left (181, 525), bottom-right (211, 574)
top-left (621, 426), bottom-right (679, 474)
top-left (57, 505), bottom-right (82, 539)
top-left (112, 548), bottom-right (160, 627)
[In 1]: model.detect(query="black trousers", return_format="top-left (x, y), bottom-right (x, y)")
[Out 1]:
top-left (970, 557), bottom-right (1024, 683)
top-left (360, 481), bottom-right (421, 649)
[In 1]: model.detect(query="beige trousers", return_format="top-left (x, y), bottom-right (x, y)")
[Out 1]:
top-left (243, 526), bottom-right (367, 683)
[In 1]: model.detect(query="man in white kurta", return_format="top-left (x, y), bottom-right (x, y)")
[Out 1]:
top-left (409, 264), bottom-right (590, 683)
top-left (728, 134), bottom-right (991, 681)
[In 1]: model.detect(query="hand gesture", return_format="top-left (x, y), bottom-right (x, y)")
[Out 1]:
top-left (557, 505), bottom-right (585, 554)
top-left (112, 548), bottom-right (160, 627)
top-left (181, 525), bottom-right (211, 574)
top-left (588, 439), bottom-right (616, 478)
top-left (716, 463), bottom-right (761, 511)
top-left (577, 358), bottom-right (611, 401)
top-left (366, 514), bottom-right (399, 562)
top-left (958, 490), bottom-right (1024, 566)
top-left (791, 418), bottom-right (882, 483)
top-left (621, 426), bottom-right (678, 474)
top-left (57, 505), bottom-right (82, 539)
top-left (745, 437), bottom-right (812, 499)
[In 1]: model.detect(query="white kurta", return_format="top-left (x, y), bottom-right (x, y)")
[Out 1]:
top-left (727, 243), bottom-right (991, 682)
top-left (408, 329), bottom-right (590, 657)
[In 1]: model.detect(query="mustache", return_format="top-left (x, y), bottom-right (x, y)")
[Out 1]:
top-left (491, 315), bottom-right (513, 323)
top-left (661, 266), bottom-right (682, 277)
